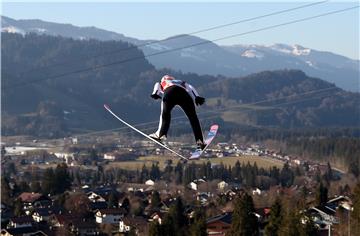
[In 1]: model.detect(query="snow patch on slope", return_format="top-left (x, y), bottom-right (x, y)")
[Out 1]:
top-left (292, 45), bottom-right (311, 56)
top-left (146, 43), bottom-right (171, 51)
top-left (241, 49), bottom-right (264, 59)
top-left (2, 26), bottom-right (25, 35)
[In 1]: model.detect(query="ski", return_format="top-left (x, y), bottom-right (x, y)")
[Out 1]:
top-left (104, 104), bottom-right (188, 160)
top-left (190, 124), bottom-right (219, 160)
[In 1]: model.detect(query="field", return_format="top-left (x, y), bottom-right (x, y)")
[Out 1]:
top-left (104, 155), bottom-right (284, 171)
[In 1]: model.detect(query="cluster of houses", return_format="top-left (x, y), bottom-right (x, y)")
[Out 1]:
top-left (0, 173), bottom-right (354, 236)
top-left (1, 189), bottom-right (147, 236)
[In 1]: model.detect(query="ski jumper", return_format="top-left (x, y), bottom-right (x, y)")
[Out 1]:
top-left (151, 75), bottom-right (204, 143)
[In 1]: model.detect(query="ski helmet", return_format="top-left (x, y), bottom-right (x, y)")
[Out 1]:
top-left (161, 75), bottom-right (175, 83)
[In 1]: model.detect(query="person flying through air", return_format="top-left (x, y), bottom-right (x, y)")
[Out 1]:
top-left (149, 75), bottom-right (206, 150)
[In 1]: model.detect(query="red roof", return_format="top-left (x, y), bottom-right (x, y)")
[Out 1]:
top-left (18, 192), bottom-right (43, 203)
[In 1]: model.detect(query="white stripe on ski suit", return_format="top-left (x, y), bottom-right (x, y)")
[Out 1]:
top-left (152, 81), bottom-right (200, 101)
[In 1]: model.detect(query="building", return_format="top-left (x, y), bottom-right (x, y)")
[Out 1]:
top-left (145, 179), bottom-right (155, 186)
top-left (69, 220), bottom-right (99, 236)
top-left (17, 192), bottom-right (51, 212)
top-left (217, 181), bottom-right (229, 191)
top-left (103, 152), bottom-right (118, 161)
top-left (119, 216), bottom-right (148, 234)
top-left (8, 216), bottom-right (34, 229)
top-left (206, 212), bottom-right (232, 236)
top-left (95, 208), bottom-right (126, 224)
top-left (189, 182), bottom-right (198, 191)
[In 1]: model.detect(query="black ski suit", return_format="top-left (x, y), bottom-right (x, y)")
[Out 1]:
top-left (151, 79), bottom-right (204, 143)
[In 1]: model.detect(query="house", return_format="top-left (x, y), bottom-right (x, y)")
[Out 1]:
top-left (71, 138), bottom-right (78, 145)
top-left (32, 206), bottom-right (63, 222)
top-left (8, 216), bottom-right (34, 228)
top-left (197, 192), bottom-right (210, 205)
top-left (69, 220), bottom-right (99, 236)
top-left (217, 181), bottom-right (228, 191)
top-left (103, 152), bottom-right (119, 161)
top-left (189, 182), bottom-right (198, 191)
top-left (327, 195), bottom-right (352, 211)
top-left (145, 179), bottom-right (155, 186)
top-left (308, 206), bottom-right (338, 226)
top-left (1, 227), bottom-right (48, 236)
top-left (17, 193), bottom-right (51, 211)
top-left (127, 183), bottom-right (148, 192)
top-left (119, 216), bottom-right (148, 235)
top-left (87, 192), bottom-right (106, 202)
top-left (48, 213), bottom-right (78, 228)
top-left (252, 188), bottom-right (262, 195)
top-left (206, 212), bottom-right (232, 236)
top-left (89, 201), bottom-right (108, 212)
top-left (95, 208), bottom-right (126, 224)
top-left (86, 187), bottom-right (122, 203)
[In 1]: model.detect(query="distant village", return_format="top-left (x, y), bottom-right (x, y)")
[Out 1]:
top-left (0, 137), bottom-right (355, 236)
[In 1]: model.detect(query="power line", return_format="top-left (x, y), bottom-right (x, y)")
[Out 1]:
top-left (5, 5), bottom-right (358, 90)
top-left (20, 0), bottom-right (328, 75)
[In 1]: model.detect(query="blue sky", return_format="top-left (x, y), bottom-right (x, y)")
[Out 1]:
top-left (2, 1), bottom-right (359, 60)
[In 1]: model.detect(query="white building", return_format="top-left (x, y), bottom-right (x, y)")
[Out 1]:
top-left (252, 188), bottom-right (262, 195)
top-left (87, 192), bottom-right (106, 202)
top-left (217, 181), bottom-right (228, 191)
top-left (103, 153), bottom-right (117, 161)
top-left (95, 209), bottom-right (126, 224)
top-left (145, 179), bottom-right (155, 186)
top-left (189, 182), bottom-right (198, 191)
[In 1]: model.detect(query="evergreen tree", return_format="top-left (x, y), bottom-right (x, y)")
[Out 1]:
top-left (151, 191), bottom-right (161, 208)
top-left (270, 167), bottom-right (280, 184)
top-left (190, 208), bottom-right (207, 236)
top-left (14, 198), bottom-right (24, 216)
top-left (18, 181), bottom-right (30, 192)
top-left (227, 193), bottom-right (258, 236)
top-left (324, 162), bottom-right (333, 183)
top-left (303, 216), bottom-right (318, 236)
top-left (280, 162), bottom-right (294, 187)
top-left (175, 161), bottom-right (184, 184)
top-left (162, 214), bottom-right (176, 236)
top-left (169, 197), bottom-right (187, 235)
top-left (30, 181), bottom-right (42, 193)
top-left (316, 182), bottom-right (328, 206)
top-left (141, 164), bottom-right (149, 183)
top-left (150, 163), bottom-right (161, 180)
top-left (107, 191), bottom-right (118, 208)
top-left (54, 163), bottom-right (72, 194)
top-left (349, 161), bottom-right (359, 178)
top-left (265, 198), bottom-right (282, 236)
top-left (43, 167), bottom-right (56, 195)
top-left (149, 221), bottom-right (161, 236)
top-left (279, 207), bottom-right (303, 236)
top-left (351, 182), bottom-right (360, 235)
top-left (122, 197), bottom-right (131, 214)
top-left (1, 177), bottom-right (12, 205)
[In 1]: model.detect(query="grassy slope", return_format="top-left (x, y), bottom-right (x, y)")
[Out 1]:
top-left (104, 155), bottom-right (284, 171)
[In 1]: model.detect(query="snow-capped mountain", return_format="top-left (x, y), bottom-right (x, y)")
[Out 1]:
top-left (1, 16), bottom-right (141, 44)
top-left (2, 16), bottom-right (358, 91)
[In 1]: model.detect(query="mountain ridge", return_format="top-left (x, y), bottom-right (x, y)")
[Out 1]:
top-left (2, 15), bottom-right (358, 92)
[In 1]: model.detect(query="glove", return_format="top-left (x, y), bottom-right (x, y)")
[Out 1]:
top-left (151, 94), bottom-right (161, 100)
top-left (195, 96), bottom-right (205, 106)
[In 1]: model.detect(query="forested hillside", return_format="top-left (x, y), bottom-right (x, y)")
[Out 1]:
top-left (2, 33), bottom-right (359, 138)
